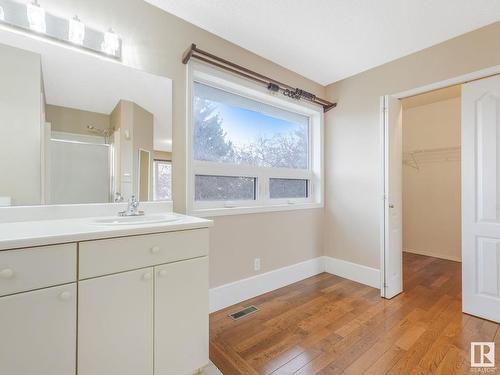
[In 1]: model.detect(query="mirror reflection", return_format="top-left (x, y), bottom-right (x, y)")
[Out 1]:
top-left (0, 30), bottom-right (172, 206)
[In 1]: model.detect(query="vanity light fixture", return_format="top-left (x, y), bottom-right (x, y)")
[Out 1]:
top-left (0, 0), bottom-right (122, 60)
top-left (26, 0), bottom-right (45, 33)
top-left (101, 28), bottom-right (120, 56)
top-left (69, 15), bottom-right (85, 45)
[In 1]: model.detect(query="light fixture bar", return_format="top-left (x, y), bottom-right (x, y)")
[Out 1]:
top-left (0, 0), bottom-right (122, 59)
top-left (27, 1), bottom-right (45, 33)
top-left (69, 15), bottom-right (85, 45)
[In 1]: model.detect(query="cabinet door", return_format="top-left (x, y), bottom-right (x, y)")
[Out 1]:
top-left (0, 284), bottom-right (76, 375)
top-left (78, 268), bottom-right (153, 375)
top-left (155, 256), bottom-right (209, 375)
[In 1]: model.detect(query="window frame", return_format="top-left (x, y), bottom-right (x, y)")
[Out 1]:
top-left (186, 62), bottom-right (324, 217)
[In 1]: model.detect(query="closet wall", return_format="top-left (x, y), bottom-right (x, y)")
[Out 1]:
top-left (402, 88), bottom-right (461, 261)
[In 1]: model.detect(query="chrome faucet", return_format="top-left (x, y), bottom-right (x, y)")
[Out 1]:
top-left (119, 195), bottom-right (144, 216)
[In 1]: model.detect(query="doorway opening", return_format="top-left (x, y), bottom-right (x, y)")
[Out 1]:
top-left (381, 67), bottom-right (500, 323)
top-left (380, 85), bottom-right (462, 299)
top-left (400, 85), bottom-right (462, 294)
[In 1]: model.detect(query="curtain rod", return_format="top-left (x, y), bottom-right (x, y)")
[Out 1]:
top-left (182, 44), bottom-right (337, 113)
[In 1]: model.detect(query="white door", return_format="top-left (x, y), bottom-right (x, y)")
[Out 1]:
top-left (155, 257), bottom-right (209, 375)
top-left (383, 95), bottom-right (403, 298)
top-left (78, 268), bottom-right (154, 375)
top-left (462, 76), bottom-right (500, 323)
top-left (0, 284), bottom-right (76, 375)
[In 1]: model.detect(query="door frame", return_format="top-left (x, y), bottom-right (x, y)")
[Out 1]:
top-left (379, 63), bottom-right (500, 298)
top-left (138, 148), bottom-right (152, 201)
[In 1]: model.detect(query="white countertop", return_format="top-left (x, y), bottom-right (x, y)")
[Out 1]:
top-left (0, 213), bottom-right (213, 251)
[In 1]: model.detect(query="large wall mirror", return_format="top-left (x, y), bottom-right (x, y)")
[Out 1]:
top-left (0, 29), bottom-right (173, 207)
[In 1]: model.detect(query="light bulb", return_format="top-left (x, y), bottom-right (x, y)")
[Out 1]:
top-left (69, 16), bottom-right (85, 45)
top-left (101, 29), bottom-right (120, 56)
top-left (27, 1), bottom-right (46, 33)
top-left (0, 6), bottom-right (5, 22)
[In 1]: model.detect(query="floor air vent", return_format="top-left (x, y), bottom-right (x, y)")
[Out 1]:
top-left (229, 306), bottom-right (259, 320)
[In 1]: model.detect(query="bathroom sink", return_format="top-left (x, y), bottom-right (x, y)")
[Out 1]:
top-left (92, 214), bottom-right (181, 226)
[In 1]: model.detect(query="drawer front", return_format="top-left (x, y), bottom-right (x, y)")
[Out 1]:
top-left (79, 229), bottom-right (209, 279)
top-left (0, 244), bottom-right (77, 296)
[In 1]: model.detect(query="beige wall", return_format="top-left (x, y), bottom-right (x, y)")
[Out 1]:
top-left (0, 44), bottom-right (42, 206)
top-left (132, 102), bottom-right (154, 199)
top-left (111, 100), bottom-right (133, 197)
top-left (209, 209), bottom-right (324, 287)
top-left (139, 150), bottom-right (151, 201)
top-left (111, 100), bottom-right (154, 199)
top-left (402, 97), bottom-right (461, 261)
top-left (46, 104), bottom-right (111, 135)
top-left (325, 22), bottom-right (500, 269)
top-left (110, 101), bottom-right (123, 132)
top-left (36, 0), bottom-right (325, 287)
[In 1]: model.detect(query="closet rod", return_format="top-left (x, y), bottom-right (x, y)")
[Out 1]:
top-left (182, 43), bottom-right (337, 113)
top-left (406, 146), bottom-right (461, 154)
top-left (404, 146), bottom-right (460, 170)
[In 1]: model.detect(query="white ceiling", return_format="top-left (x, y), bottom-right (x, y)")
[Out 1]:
top-left (0, 27), bottom-right (172, 151)
top-left (146, 0), bottom-right (500, 85)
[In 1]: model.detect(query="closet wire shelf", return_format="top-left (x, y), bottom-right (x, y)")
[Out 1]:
top-left (403, 146), bottom-right (461, 171)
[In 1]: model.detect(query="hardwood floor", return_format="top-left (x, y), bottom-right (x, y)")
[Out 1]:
top-left (209, 253), bottom-right (500, 374)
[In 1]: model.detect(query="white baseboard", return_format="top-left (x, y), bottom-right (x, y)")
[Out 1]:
top-left (324, 256), bottom-right (380, 289)
top-left (403, 248), bottom-right (461, 262)
top-left (208, 250), bottom-right (464, 313)
top-left (209, 257), bottom-right (325, 313)
top-left (209, 256), bottom-right (382, 313)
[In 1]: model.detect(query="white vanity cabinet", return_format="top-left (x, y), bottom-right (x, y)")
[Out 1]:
top-left (78, 228), bottom-right (210, 375)
top-left (155, 256), bottom-right (209, 375)
top-left (0, 244), bottom-right (77, 375)
top-left (78, 268), bottom-right (154, 375)
top-left (0, 284), bottom-right (77, 375)
top-left (0, 224), bottom-right (210, 375)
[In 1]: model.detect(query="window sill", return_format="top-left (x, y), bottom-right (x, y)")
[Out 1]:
top-left (189, 202), bottom-right (324, 218)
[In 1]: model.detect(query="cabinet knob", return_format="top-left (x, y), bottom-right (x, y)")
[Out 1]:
top-left (150, 246), bottom-right (160, 254)
top-left (0, 268), bottom-right (14, 279)
top-left (142, 272), bottom-right (152, 281)
top-left (59, 291), bottom-right (72, 301)
top-left (158, 270), bottom-right (167, 277)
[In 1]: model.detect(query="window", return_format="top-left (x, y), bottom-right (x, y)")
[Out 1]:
top-left (195, 175), bottom-right (256, 201)
top-left (153, 159), bottom-right (172, 201)
top-left (269, 178), bottom-right (308, 199)
top-left (192, 82), bottom-right (309, 169)
top-left (188, 65), bottom-right (323, 216)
